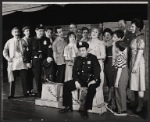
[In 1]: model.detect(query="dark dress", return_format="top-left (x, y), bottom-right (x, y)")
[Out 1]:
top-left (104, 45), bottom-right (114, 88)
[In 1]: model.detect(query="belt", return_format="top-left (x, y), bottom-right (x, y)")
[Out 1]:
top-left (33, 56), bottom-right (42, 58)
top-left (79, 74), bottom-right (93, 81)
top-left (115, 65), bottom-right (127, 69)
top-left (122, 65), bottom-right (127, 68)
top-left (98, 59), bottom-right (104, 61)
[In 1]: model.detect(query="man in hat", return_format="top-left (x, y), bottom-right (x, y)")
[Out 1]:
top-left (59, 41), bottom-right (101, 119)
top-left (3, 27), bottom-right (28, 99)
top-left (69, 23), bottom-right (82, 42)
top-left (22, 26), bottom-right (35, 96)
top-left (30, 24), bottom-right (51, 97)
top-left (118, 19), bottom-right (136, 46)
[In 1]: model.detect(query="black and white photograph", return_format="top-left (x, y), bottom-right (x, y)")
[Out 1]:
top-left (1, 1), bottom-right (149, 121)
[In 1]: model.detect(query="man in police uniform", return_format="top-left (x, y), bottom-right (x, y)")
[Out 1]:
top-left (59, 41), bottom-right (101, 119)
top-left (30, 24), bottom-right (51, 97)
top-left (42, 27), bottom-right (55, 82)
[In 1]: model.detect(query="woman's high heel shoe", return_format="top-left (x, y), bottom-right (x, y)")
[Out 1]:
top-left (136, 97), bottom-right (144, 112)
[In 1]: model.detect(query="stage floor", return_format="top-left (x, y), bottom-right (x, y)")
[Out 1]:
top-left (1, 79), bottom-right (149, 122)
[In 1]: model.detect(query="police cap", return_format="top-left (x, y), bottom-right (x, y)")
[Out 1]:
top-left (36, 24), bottom-right (44, 30)
top-left (77, 41), bottom-right (89, 49)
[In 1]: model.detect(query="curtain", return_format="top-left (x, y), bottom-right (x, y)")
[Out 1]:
top-left (2, 4), bottom-right (48, 16)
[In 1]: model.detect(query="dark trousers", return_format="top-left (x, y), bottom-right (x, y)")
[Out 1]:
top-left (10, 69), bottom-right (27, 96)
top-left (63, 80), bottom-right (100, 110)
top-left (43, 61), bottom-right (55, 81)
top-left (52, 62), bottom-right (57, 82)
top-left (32, 58), bottom-right (43, 95)
top-left (26, 68), bottom-right (33, 92)
top-left (107, 66), bottom-right (116, 109)
top-left (56, 64), bottom-right (65, 83)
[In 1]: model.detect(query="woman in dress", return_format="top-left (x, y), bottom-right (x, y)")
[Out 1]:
top-left (80, 27), bottom-right (90, 42)
top-left (88, 27), bottom-right (106, 106)
top-left (103, 28), bottom-right (114, 104)
top-left (64, 32), bottom-right (78, 82)
top-left (130, 18), bottom-right (145, 112)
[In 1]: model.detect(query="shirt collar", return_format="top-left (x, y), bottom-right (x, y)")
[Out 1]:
top-left (13, 37), bottom-right (21, 41)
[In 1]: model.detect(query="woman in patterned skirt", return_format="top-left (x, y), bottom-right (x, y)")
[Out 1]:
top-left (130, 18), bottom-right (145, 112)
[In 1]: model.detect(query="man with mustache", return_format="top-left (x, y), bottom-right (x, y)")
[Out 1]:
top-left (3, 27), bottom-right (28, 99)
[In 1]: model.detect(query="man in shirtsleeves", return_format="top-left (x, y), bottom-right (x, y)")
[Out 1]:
top-left (52, 26), bottom-right (67, 83)
top-left (3, 27), bottom-right (28, 99)
top-left (118, 19), bottom-right (136, 103)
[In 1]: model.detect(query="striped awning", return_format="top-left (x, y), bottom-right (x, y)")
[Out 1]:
top-left (2, 4), bottom-right (49, 16)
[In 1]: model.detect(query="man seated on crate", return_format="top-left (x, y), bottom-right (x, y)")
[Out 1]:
top-left (59, 41), bottom-right (101, 119)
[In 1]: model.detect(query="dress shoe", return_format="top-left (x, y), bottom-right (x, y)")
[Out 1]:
top-left (78, 109), bottom-right (84, 113)
top-left (81, 110), bottom-right (89, 119)
top-left (32, 93), bottom-right (40, 98)
top-left (24, 93), bottom-right (29, 97)
top-left (59, 106), bottom-right (73, 113)
top-left (34, 93), bottom-right (41, 98)
top-left (106, 104), bottom-right (115, 114)
top-left (136, 97), bottom-right (144, 112)
top-left (114, 111), bottom-right (127, 116)
top-left (42, 79), bottom-right (48, 84)
top-left (8, 96), bottom-right (14, 99)
top-left (29, 91), bottom-right (36, 97)
top-left (136, 104), bottom-right (143, 112)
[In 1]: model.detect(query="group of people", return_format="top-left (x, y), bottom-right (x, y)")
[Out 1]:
top-left (3, 18), bottom-right (146, 119)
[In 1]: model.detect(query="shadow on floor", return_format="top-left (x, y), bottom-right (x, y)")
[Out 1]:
top-left (2, 80), bottom-right (149, 122)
